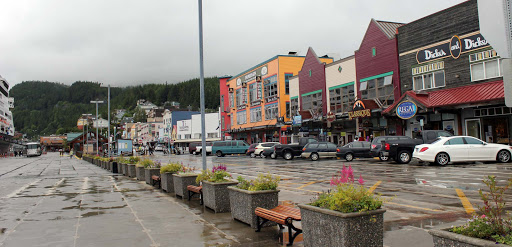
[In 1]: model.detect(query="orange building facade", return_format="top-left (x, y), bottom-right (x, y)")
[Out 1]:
top-left (220, 55), bottom-right (332, 144)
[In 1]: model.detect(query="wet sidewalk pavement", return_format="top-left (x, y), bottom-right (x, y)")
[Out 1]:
top-left (0, 155), bottom-right (279, 247)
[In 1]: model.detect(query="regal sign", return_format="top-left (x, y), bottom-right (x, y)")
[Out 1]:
top-left (416, 33), bottom-right (490, 63)
top-left (348, 100), bottom-right (371, 120)
top-left (396, 101), bottom-right (417, 119)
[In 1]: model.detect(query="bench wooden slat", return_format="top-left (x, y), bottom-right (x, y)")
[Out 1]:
top-left (151, 175), bottom-right (161, 181)
top-left (187, 185), bottom-right (202, 193)
top-left (254, 205), bottom-right (302, 246)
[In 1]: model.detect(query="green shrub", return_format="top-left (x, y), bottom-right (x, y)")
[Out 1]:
top-left (196, 170), bottom-right (232, 184)
top-left (137, 159), bottom-right (154, 168)
top-left (236, 173), bottom-right (280, 191)
top-left (310, 184), bottom-right (383, 213)
top-left (160, 163), bottom-right (183, 174)
top-left (128, 156), bottom-right (140, 164)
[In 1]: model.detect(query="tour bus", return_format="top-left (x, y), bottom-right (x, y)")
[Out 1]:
top-left (26, 142), bottom-right (42, 157)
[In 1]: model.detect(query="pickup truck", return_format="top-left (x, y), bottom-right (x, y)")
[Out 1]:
top-left (371, 130), bottom-right (453, 164)
top-left (272, 137), bottom-right (318, 160)
top-left (195, 142), bottom-right (212, 155)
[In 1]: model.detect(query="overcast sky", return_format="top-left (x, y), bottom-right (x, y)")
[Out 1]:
top-left (0, 0), bottom-right (466, 87)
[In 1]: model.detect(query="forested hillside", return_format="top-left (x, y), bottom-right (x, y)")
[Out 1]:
top-left (10, 77), bottom-right (220, 137)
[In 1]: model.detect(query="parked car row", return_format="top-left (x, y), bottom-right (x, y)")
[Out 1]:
top-left (185, 132), bottom-right (512, 166)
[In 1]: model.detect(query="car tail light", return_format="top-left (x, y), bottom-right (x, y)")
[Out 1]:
top-left (371, 145), bottom-right (376, 149)
top-left (302, 148), bottom-right (306, 151)
top-left (419, 147), bottom-right (429, 152)
top-left (336, 148), bottom-right (340, 152)
top-left (385, 143), bottom-right (390, 151)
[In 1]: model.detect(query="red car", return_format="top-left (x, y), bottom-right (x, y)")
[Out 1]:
top-left (246, 143), bottom-right (259, 158)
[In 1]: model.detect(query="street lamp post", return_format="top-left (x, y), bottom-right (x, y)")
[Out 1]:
top-left (91, 100), bottom-right (104, 156)
top-left (82, 114), bottom-right (92, 155)
top-left (198, 0), bottom-right (206, 170)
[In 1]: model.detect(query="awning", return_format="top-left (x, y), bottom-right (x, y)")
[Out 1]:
top-left (383, 80), bottom-right (504, 114)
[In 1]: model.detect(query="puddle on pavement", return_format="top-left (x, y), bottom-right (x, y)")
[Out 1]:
top-left (0, 228), bottom-right (6, 234)
top-left (81, 211), bottom-right (106, 218)
top-left (384, 212), bottom-right (468, 231)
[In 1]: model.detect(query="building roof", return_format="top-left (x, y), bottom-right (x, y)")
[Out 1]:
top-left (66, 133), bottom-right (82, 141)
top-left (375, 20), bottom-right (405, 39)
top-left (383, 80), bottom-right (504, 114)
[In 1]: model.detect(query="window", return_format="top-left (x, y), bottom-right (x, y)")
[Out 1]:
top-left (265, 103), bottom-right (278, 120)
top-left (229, 92), bottom-right (234, 108)
top-left (185, 134), bottom-right (191, 139)
top-left (237, 111), bottom-right (247, 125)
top-left (327, 143), bottom-right (337, 149)
top-left (329, 84), bottom-right (354, 113)
top-left (221, 95), bottom-right (224, 112)
top-left (249, 82), bottom-right (262, 103)
top-left (284, 73), bottom-right (293, 95)
top-left (207, 133), bottom-right (218, 138)
top-left (413, 71), bottom-right (445, 90)
top-left (352, 142), bottom-right (363, 148)
top-left (372, 47), bottom-right (376, 57)
top-left (290, 98), bottom-right (299, 116)
top-left (236, 89), bottom-right (242, 107)
top-left (264, 75), bottom-right (278, 102)
top-left (302, 91), bottom-right (322, 112)
top-left (470, 50), bottom-right (502, 81)
top-left (360, 76), bottom-right (394, 106)
top-left (286, 102), bottom-right (290, 118)
top-left (250, 107), bottom-right (262, 122)
top-left (464, 137), bottom-right (484, 145)
top-left (445, 137), bottom-right (465, 145)
top-left (230, 115), bottom-right (233, 128)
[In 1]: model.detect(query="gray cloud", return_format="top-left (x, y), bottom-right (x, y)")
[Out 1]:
top-left (0, 0), bottom-right (466, 87)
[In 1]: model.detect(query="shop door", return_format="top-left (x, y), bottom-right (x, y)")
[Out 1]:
top-left (465, 119), bottom-right (482, 140)
top-left (482, 117), bottom-right (510, 144)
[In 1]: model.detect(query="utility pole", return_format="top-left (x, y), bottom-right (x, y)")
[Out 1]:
top-left (198, 0), bottom-right (206, 170)
top-left (91, 100), bottom-right (104, 156)
top-left (108, 85), bottom-right (111, 158)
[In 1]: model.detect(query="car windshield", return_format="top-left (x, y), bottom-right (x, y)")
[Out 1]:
top-left (430, 138), bottom-right (443, 144)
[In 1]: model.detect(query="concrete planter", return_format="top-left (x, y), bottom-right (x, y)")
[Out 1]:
top-left (144, 168), bottom-right (161, 185)
top-left (172, 174), bottom-right (199, 199)
top-left (161, 172), bottom-right (176, 193)
top-left (108, 162), bottom-right (113, 172)
top-left (429, 228), bottom-right (509, 247)
top-left (202, 180), bottom-right (238, 213)
top-left (127, 164), bottom-right (136, 178)
top-left (228, 186), bottom-right (279, 229)
top-left (136, 166), bottom-right (145, 181)
top-left (118, 163), bottom-right (125, 175)
top-left (121, 163), bottom-right (128, 176)
top-left (112, 162), bottom-right (118, 173)
top-left (298, 204), bottom-right (386, 247)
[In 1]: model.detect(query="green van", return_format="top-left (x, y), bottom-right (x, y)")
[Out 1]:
top-left (212, 140), bottom-right (250, 157)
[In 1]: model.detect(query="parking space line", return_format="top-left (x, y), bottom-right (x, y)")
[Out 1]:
top-left (384, 202), bottom-right (443, 212)
top-left (455, 189), bottom-right (475, 215)
top-left (297, 181), bottom-right (318, 190)
top-left (368, 181), bottom-right (382, 193)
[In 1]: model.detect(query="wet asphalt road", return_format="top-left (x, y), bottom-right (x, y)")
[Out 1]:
top-left (1, 152), bottom-right (511, 247)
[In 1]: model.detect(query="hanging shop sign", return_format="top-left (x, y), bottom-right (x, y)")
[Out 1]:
top-left (235, 65), bottom-right (268, 86)
top-left (348, 100), bottom-right (371, 120)
top-left (326, 111), bottom-right (335, 122)
top-left (416, 33), bottom-right (489, 63)
top-left (292, 115), bottom-right (302, 126)
top-left (396, 101), bottom-right (418, 119)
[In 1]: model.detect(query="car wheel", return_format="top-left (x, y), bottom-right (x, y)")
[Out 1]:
top-left (260, 152), bottom-right (266, 158)
top-left (284, 151), bottom-right (294, 160)
top-left (216, 151), bottom-right (223, 157)
top-left (270, 152), bottom-right (277, 159)
top-left (397, 150), bottom-right (412, 164)
top-left (435, 152), bottom-right (450, 166)
top-left (193, 151), bottom-right (196, 155)
top-left (379, 153), bottom-right (389, 161)
top-left (345, 153), bottom-right (354, 162)
top-left (497, 150), bottom-right (511, 163)
top-left (310, 153), bottom-right (319, 161)
top-left (250, 153), bottom-right (256, 158)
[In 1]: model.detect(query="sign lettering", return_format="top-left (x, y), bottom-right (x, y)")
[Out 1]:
top-left (348, 109), bottom-right (371, 120)
top-left (416, 33), bottom-right (490, 63)
top-left (396, 101), bottom-right (418, 119)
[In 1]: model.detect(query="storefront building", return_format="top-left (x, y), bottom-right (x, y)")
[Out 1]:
top-left (385, 0), bottom-right (511, 144)
top-left (355, 19), bottom-right (404, 139)
top-left (219, 53), bottom-right (332, 144)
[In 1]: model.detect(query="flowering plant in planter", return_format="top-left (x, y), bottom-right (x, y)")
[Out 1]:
top-left (136, 159), bottom-right (155, 168)
top-left (160, 163), bottom-right (183, 174)
top-left (450, 176), bottom-right (512, 245)
top-left (236, 173), bottom-right (280, 191)
top-left (127, 156), bottom-right (140, 164)
top-left (196, 165), bottom-right (232, 183)
top-left (310, 165), bottom-right (384, 213)
top-left (177, 164), bottom-right (198, 175)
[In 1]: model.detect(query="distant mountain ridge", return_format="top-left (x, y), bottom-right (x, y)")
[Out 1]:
top-left (10, 77), bottom-right (220, 137)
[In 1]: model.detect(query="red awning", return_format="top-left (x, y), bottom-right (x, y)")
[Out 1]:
top-left (383, 80), bottom-right (504, 114)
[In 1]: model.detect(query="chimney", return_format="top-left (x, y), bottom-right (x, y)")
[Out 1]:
top-left (288, 51), bottom-right (297, 56)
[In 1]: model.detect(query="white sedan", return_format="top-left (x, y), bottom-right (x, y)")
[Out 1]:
top-left (413, 136), bottom-right (512, 166)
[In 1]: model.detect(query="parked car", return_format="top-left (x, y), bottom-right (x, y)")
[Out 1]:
top-left (254, 142), bottom-right (279, 158)
top-left (370, 130), bottom-right (453, 164)
top-left (413, 136), bottom-right (512, 165)
top-left (189, 142), bottom-right (200, 154)
top-left (246, 143), bottom-right (258, 158)
top-left (195, 142), bottom-right (212, 155)
top-left (212, 140), bottom-right (250, 157)
top-left (262, 145), bottom-right (277, 158)
top-left (300, 142), bottom-right (338, 161)
top-left (154, 144), bottom-right (164, 152)
top-left (273, 138), bottom-right (318, 160)
top-left (336, 141), bottom-right (372, 161)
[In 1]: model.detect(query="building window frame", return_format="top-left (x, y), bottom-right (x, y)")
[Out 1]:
top-left (250, 107), bottom-right (262, 123)
top-left (284, 73), bottom-right (293, 95)
top-left (329, 83), bottom-right (355, 113)
top-left (236, 110), bottom-right (247, 125)
top-left (264, 103), bottom-right (279, 120)
top-left (469, 50), bottom-right (502, 82)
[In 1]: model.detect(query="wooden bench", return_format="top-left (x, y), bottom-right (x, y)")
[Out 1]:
top-left (151, 175), bottom-right (161, 189)
top-left (186, 185), bottom-right (203, 205)
top-left (255, 205), bottom-right (302, 246)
